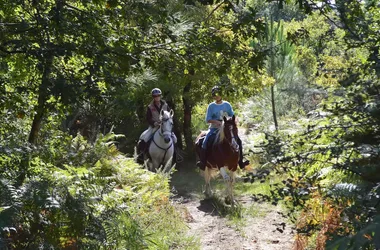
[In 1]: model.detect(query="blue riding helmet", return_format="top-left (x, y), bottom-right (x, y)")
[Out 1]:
top-left (151, 88), bottom-right (162, 96)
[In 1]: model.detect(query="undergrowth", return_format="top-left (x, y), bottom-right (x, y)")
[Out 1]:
top-left (0, 133), bottom-right (198, 249)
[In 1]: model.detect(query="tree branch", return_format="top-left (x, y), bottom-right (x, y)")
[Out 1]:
top-left (205, 1), bottom-right (226, 23)
top-left (0, 46), bottom-right (27, 55)
top-left (308, 0), bottom-right (363, 43)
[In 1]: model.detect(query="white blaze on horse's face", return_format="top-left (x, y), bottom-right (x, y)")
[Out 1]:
top-left (160, 110), bottom-right (174, 144)
top-left (229, 125), bottom-right (239, 152)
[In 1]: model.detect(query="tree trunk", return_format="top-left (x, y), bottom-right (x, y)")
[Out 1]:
top-left (166, 97), bottom-right (183, 149)
top-left (182, 70), bottom-right (194, 154)
top-left (18, 54), bottom-right (54, 187)
top-left (28, 94), bottom-right (46, 144)
top-left (28, 54), bottom-right (54, 144)
top-left (271, 85), bottom-right (278, 131)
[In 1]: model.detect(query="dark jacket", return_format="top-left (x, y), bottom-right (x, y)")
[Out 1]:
top-left (146, 100), bottom-right (170, 127)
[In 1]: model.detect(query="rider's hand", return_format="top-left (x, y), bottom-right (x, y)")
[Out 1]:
top-left (215, 120), bottom-right (222, 127)
top-left (154, 121), bottom-right (161, 127)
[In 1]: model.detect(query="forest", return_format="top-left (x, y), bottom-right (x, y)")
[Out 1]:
top-left (0, 0), bottom-right (379, 249)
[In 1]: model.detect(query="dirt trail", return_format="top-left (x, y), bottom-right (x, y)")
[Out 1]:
top-left (170, 127), bottom-right (294, 250)
top-left (171, 166), bottom-right (294, 250)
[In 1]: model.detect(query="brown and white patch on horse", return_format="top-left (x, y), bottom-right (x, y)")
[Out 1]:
top-left (195, 115), bottom-right (240, 204)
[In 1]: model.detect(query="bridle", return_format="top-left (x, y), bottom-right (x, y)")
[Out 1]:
top-left (159, 117), bottom-right (173, 138)
top-left (224, 122), bottom-right (239, 153)
top-left (152, 116), bottom-right (173, 167)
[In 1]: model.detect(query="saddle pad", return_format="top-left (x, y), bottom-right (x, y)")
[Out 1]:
top-left (195, 136), bottom-right (205, 146)
top-left (195, 132), bottom-right (217, 149)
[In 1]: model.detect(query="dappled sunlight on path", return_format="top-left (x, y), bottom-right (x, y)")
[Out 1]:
top-left (170, 164), bottom-right (294, 250)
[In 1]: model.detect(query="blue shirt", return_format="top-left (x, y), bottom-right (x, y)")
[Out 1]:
top-left (205, 101), bottom-right (234, 128)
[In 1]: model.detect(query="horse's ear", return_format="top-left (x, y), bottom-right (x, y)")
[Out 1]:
top-left (232, 115), bottom-right (235, 122)
top-left (223, 116), bottom-right (227, 123)
top-left (170, 109), bottom-right (174, 117)
top-left (160, 109), bottom-right (164, 117)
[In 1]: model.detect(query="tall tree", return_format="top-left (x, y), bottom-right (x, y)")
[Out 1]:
top-left (252, 16), bottom-right (296, 131)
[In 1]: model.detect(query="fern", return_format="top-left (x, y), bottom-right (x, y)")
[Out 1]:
top-left (326, 215), bottom-right (380, 250)
top-left (0, 180), bottom-right (21, 228)
top-left (329, 183), bottom-right (360, 199)
top-left (103, 211), bottom-right (149, 250)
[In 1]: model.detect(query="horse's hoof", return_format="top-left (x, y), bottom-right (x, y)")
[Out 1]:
top-left (203, 190), bottom-right (212, 198)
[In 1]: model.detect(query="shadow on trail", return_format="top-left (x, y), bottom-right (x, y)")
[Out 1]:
top-left (197, 199), bottom-right (220, 216)
top-left (170, 162), bottom-right (229, 217)
top-left (170, 162), bottom-right (204, 199)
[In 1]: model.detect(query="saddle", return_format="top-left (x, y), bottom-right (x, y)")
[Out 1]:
top-left (195, 131), bottom-right (217, 151)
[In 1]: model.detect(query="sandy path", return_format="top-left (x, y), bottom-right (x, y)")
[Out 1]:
top-left (171, 167), bottom-right (294, 250)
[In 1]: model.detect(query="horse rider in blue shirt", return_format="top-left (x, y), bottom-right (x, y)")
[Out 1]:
top-left (196, 86), bottom-right (249, 170)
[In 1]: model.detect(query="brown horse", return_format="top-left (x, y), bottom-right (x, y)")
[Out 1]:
top-left (195, 115), bottom-right (239, 204)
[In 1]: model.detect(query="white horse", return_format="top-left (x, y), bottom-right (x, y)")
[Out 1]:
top-left (147, 109), bottom-right (175, 172)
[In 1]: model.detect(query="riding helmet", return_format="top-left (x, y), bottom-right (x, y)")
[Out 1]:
top-left (151, 88), bottom-right (162, 96)
top-left (211, 86), bottom-right (221, 96)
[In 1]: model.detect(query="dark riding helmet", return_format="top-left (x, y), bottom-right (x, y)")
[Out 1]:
top-left (151, 88), bottom-right (162, 96)
top-left (211, 86), bottom-right (221, 96)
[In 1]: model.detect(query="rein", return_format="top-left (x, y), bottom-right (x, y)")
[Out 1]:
top-left (220, 125), bottom-right (239, 153)
top-left (152, 119), bottom-right (173, 167)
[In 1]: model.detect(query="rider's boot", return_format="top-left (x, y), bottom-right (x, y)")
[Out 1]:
top-left (196, 148), bottom-right (207, 171)
top-left (237, 137), bottom-right (249, 169)
top-left (239, 159), bottom-right (250, 169)
top-left (136, 140), bottom-right (146, 164)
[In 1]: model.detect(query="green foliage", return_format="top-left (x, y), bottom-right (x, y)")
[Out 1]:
top-left (242, 2), bottom-right (380, 249)
top-left (326, 215), bottom-right (380, 250)
top-left (0, 132), bottom-right (197, 249)
top-left (248, 16), bottom-right (314, 129)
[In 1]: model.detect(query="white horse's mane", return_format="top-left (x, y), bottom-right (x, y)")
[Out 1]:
top-left (214, 120), bottom-right (228, 146)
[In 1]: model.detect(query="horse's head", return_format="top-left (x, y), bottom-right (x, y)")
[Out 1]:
top-left (222, 115), bottom-right (239, 152)
top-left (160, 109), bottom-right (174, 144)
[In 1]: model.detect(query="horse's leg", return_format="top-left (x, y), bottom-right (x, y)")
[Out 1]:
top-left (151, 156), bottom-right (160, 172)
top-left (226, 170), bottom-right (236, 205)
top-left (219, 166), bottom-right (230, 182)
top-left (204, 167), bottom-right (212, 197)
top-left (147, 143), bottom-right (157, 172)
top-left (220, 166), bottom-right (235, 205)
top-left (162, 148), bottom-right (174, 173)
top-left (219, 167), bottom-right (230, 195)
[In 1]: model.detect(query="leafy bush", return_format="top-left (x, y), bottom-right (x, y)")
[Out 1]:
top-left (0, 133), bottom-right (197, 249)
top-left (247, 76), bottom-right (380, 249)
